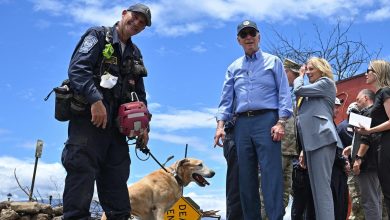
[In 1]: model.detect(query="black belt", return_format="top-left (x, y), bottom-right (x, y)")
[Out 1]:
top-left (237, 109), bottom-right (273, 117)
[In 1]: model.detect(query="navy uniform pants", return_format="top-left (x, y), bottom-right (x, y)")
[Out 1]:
top-left (235, 110), bottom-right (284, 220)
top-left (223, 122), bottom-right (244, 220)
top-left (291, 160), bottom-right (315, 220)
top-left (62, 116), bottom-right (131, 220)
top-left (331, 149), bottom-right (348, 220)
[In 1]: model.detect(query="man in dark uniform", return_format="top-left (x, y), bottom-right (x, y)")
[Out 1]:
top-left (332, 99), bottom-right (350, 220)
top-left (337, 102), bottom-right (365, 220)
top-left (222, 119), bottom-right (243, 220)
top-left (62, 3), bottom-right (151, 220)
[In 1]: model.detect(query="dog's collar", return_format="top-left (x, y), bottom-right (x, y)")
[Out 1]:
top-left (174, 173), bottom-right (184, 186)
top-left (169, 168), bottom-right (184, 187)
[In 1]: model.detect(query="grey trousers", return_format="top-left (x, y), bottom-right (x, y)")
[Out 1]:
top-left (357, 171), bottom-right (382, 220)
top-left (305, 144), bottom-right (336, 220)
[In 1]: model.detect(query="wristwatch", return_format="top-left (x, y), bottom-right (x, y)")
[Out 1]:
top-left (355, 155), bottom-right (364, 161)
top-left (277, 119), bottom-right (287, 127)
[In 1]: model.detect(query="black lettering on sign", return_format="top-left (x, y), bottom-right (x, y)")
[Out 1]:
top-left (179, 205), bottom-right (186, 210)
top-left (179, 211), bottom-right (187, 217)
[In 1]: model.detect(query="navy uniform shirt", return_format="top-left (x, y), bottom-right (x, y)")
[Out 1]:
top-left (68, 23), bottom-right (147, 122)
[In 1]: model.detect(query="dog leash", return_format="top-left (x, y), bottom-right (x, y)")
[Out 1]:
top-left (135, 139), bottom-right (170, 173)
top-left (133, 138), bottom-right (184, 186)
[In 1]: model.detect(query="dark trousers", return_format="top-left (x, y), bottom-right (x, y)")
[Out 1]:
top-left (331, 170), bottom-right (348, 220)
top-left (331, 151), bottom-right (348, 220)
top-left (62, 117), bottom-right (131, 220)
top-left (223, 125), bottom-right (244, 220)
top-left (291, 161), bottom-right (315, 220)
top-left (378, 133), bottom-right (390, 218)
top-left (235, 111), bottom-right (284, 220)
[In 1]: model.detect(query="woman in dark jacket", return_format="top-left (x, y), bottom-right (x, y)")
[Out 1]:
top-left (356, 59), bottom-right (390, 217)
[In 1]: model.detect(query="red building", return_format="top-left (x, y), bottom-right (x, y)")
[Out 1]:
top-left (335, 73), bottom-right (375, 124)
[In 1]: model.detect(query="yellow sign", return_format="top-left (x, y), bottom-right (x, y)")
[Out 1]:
top-left (164, 197), bottom-right (201, 220)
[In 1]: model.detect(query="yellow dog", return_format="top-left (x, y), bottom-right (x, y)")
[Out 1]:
top-left (101, 158), bottom-right (215, 220)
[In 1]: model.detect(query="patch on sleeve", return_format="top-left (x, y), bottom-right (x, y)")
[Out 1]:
top-left (78, 35), bottom-right (98, 53)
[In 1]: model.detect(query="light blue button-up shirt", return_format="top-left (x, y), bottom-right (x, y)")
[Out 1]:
top-left (216, 50), bottom-right (293, 121)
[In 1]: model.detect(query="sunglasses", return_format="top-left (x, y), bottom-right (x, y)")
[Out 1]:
top-left (366, 68), bottom-right (376, 73)
top-left (238, 29), bottom-right (257, 38)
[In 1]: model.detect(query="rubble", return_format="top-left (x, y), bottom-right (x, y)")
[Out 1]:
top-left (0, 201), bottom-right (63, 220)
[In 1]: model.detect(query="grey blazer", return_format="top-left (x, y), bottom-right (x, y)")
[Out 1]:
top-left (293, 76), bottom-right (343, 151)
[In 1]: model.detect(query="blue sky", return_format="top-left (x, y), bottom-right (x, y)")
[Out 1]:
top-left (0, 0), bottom-right (389, 218)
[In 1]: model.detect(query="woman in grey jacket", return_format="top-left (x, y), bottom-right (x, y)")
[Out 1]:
top-left (294, 57), bottom-right (343, 220)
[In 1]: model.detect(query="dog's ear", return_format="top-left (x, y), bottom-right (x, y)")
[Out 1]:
top-left (178, 158), bottom-right (189, 167)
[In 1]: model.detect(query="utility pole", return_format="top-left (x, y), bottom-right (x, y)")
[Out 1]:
top-left (182, 144), bottom-right (188, 195)
top-left (29, 139), bottom-right (43, 201)
top-left (7, 193), bottom-right (12, 201)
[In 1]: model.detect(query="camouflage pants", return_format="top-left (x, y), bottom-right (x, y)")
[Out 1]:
top-left (260, 155), bottom-right (294, 219)
top-left (348, 174), bottom-right (365, 220)
top-left (383, 193), bottom-right (389, 220)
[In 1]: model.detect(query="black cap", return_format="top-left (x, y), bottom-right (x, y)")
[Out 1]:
top-left (237, 20), bottom-right (258, 35)
top-left (127, 3), bottom-right (152, 27)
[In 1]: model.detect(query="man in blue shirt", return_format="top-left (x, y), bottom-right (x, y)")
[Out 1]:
top-left (214, 20), bottom-right (292, 220)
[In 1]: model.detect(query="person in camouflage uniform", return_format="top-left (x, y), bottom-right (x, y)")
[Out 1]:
top-left (281, 115), bottom-right (299, 207)
top-left (260, 59), bottom-right (299, 219)
top-left (348, 167), bottom-right (364, 220)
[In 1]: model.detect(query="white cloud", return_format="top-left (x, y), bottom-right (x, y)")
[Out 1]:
top-left (145, 106), bottom-right (224, 161)
top-left (150, 132), bottom-right (210, 152)
top-left (31, 0), bottom-right (66, 15)
top-left (20, 140), bottom-right (41, 149)
top-left (184, 191), bottom-right (226, 218)
top-left (29, 0), bottom-right (387, 37)
top-left (152, 108), bottom-right (215, 131)
top-left (144, 106), bottom-right (219, 154)
top-left (155, 22), bottom-right (206, 37)
top-left (68, 5), bottom-right (121, 26)
top-left (365, 6), bottom-right (390, 21)
top-left (207, 151), bottom-right (226, 165)
top-left (147, 102), bottom-right (162, 112)
top-left (192, 42), bottom-right (207, 53)
top-left (0, 156), bottom-right (66, 201)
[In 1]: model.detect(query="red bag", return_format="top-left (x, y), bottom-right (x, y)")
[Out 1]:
top-left (117, 92), bottom-right (150, 138)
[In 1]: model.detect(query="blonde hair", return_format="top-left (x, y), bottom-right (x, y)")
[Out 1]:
top-left (307, 57), bottom-right (334, 80)
top-left (370, 60), bottom-right (390, 88)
